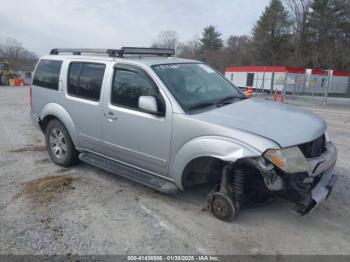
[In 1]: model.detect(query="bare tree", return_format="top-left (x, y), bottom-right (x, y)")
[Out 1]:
top-left (0, 38), bottom-right (37, 71)
top-left (284, 0), bottom-right (312, 66)
top-left (177, 39), bottom-right (199, 59)
top-left (152, 30), bottom-right (179, 50)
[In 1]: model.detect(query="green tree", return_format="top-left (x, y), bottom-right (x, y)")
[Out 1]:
top-left (198, 26), bottom-right (224, 52)
top-left (224, 35), bottom-right (254, 66)
top-left (307, 0), bottom-right (350, 70)
top-left (252, 0), bottom-right (292, 65)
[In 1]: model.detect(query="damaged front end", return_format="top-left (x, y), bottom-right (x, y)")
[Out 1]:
top-left (252, 137), bottom-right (338, 215)
top-left (206, 134), bottom-right (337, 221)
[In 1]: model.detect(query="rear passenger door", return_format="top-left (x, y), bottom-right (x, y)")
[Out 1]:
top-left (64, 61), bottom-right (106, 152)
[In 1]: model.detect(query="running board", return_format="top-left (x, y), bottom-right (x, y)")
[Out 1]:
top-left (79, 152), bottom-right (178, 194)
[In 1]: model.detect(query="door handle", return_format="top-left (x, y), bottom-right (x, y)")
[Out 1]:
top-left (104, 112), bottom-right (118, 121)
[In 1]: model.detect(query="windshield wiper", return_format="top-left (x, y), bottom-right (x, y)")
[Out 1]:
top-left (187, 102), bottom-right (216, 111)
top-left (215, 95), bottom-right (247, 106)
top-left (188, 95), bottom-right (246, 111)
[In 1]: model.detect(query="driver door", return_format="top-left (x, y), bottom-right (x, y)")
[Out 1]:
top-left (102, 64), bottom-right (172, 176)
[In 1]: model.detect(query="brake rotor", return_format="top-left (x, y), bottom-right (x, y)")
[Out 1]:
top-left (209, 192), bottom-right (236, 221)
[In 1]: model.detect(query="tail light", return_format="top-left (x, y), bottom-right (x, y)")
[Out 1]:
top-left (29, 87), bottom-right (32, 109)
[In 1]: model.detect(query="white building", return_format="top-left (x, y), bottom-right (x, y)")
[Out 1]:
top-left (225, 66), bottom-right (350, 95)
top-left (224, 66), bottom-right (306, 93)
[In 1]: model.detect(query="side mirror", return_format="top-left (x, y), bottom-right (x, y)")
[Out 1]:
top-left (138, 96), bottom-right (158, 114)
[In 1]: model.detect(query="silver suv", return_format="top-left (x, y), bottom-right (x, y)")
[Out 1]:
top-left (30, 47), bottom-right (337, 221)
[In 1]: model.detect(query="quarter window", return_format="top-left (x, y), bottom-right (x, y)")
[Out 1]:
top-left (67, 62), bottom-right (105, 101)
top-left (33, 59), bottom-right (62, 90)
top-left (111, 69), bottom-right (160, 110)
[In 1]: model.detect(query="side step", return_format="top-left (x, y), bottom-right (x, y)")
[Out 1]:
top-left (79, 152), bottom-right (178, 194)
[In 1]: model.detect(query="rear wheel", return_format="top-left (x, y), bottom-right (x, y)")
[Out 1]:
top-left (45, 119), bottom-right (78, 167)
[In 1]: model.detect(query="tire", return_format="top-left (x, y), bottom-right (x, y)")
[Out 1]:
top-left (45, 119), bottom-right (78, 167)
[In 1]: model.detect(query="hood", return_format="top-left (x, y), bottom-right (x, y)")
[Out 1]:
top-left (191, 98), bottom-right (326, 148)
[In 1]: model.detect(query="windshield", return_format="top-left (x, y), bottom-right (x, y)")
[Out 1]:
top-left (152, 63), bottom-right (245, 112)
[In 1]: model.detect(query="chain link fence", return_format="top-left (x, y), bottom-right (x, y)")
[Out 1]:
top-left (245, 70), bottom-right (350, 108)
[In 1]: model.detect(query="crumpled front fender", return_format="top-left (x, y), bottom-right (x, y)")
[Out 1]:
top-left (170, 136), bottom-right (263, 190)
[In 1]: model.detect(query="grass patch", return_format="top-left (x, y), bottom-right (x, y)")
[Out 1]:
top-left (23, 175), bottom-right (78, 203)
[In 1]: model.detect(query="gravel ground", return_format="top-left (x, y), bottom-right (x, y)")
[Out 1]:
top-left (1, 86), bottom-right (350, 255)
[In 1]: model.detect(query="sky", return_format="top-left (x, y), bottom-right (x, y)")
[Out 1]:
top-left (0, 0), bottom-right (269, 56)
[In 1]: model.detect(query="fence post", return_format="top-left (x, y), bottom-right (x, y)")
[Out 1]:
top-left (270, 72), bottom-right (275, 95)
top-left (302, 72), bottom-right (307, 96)
top-left (324, 69), bottom-right (331, 105)
top-left (261, 71), bottom-right (265, 94)
top-left (283, 70), bottom-right (287, 100)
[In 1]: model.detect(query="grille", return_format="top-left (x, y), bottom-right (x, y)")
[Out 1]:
top-left (298, 134), bottom-right (326, 158)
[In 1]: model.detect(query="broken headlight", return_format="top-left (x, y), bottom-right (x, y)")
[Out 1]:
top-left (263, 146), bottom-right (310, 174)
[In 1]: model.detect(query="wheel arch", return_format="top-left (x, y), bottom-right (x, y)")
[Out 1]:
top-left (39, 103), bottom-right (79, 147)
top-left (170, 136), bottom-right (262, 190)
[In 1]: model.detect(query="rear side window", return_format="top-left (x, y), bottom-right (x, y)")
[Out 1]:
top-left (67, 62), bottom-right (105, 101)
top-left (33, 60), bottom-right (62, 90)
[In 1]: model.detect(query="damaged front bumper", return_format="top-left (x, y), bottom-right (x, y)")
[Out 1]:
top-left (250, 142), bottom-right (338, 215)
top-left (310, 167), bottom-right (337, 207)
top-left (293, 142), bottom-right (338, 215)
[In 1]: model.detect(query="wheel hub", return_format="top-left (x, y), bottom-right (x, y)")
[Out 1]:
top-left (50, 128), bottom-right (67, 159)
top-left (209, 191), bottom-right (237, 221)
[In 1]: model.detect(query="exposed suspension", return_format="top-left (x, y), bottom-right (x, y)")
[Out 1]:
top-left (232, 167), bottom-right (246, 204)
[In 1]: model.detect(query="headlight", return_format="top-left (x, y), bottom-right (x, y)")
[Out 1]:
top-left (325, 131), bottom-right (331, 142)
top-left (264, 146), bottom-right (310, 174)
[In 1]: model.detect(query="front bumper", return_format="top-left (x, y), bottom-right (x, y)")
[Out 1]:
top-left (292, 142), bottom-right (338, 215)
top-left (251, 141), bottom-right (337, 215)
top-left (309, 166), bottom-right (337, 208)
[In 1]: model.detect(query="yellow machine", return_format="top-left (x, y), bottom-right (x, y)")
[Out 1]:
top-left (0, 60), bottom-right (16, 85)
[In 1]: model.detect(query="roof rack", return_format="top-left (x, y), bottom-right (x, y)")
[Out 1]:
top-left (49, 47), bottom-right (175, 57)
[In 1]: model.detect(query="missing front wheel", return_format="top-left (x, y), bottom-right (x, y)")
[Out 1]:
top-left (207, 166), bottom-right (239, 221)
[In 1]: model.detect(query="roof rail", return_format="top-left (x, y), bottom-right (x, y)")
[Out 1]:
top-left (49, 48), bottom-right (121, 57)
top-left (50, 47), bottom-right (175, 57)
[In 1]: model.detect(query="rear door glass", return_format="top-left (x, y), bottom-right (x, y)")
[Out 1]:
top-left (67, 62), bottom-right (105, 101)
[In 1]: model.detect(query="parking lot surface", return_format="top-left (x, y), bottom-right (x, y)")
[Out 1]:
top-left (1, 86), bottom-right (350, 255)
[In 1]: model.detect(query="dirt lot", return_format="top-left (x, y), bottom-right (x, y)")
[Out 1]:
top-left (1, 86), bottom-right (350, 255)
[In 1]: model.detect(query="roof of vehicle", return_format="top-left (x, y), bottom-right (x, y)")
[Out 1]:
top-left (40, 54), bottom-right (200, 67)
top-left (41, 47), bottom-right (200, 67)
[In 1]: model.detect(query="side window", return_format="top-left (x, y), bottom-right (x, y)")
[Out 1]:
top-left (111, 69), bottom-right (159, 110)
top-left (67, 62), bottom-right (105, 101)
top-left (33, 59), bottom-right (62, 90)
